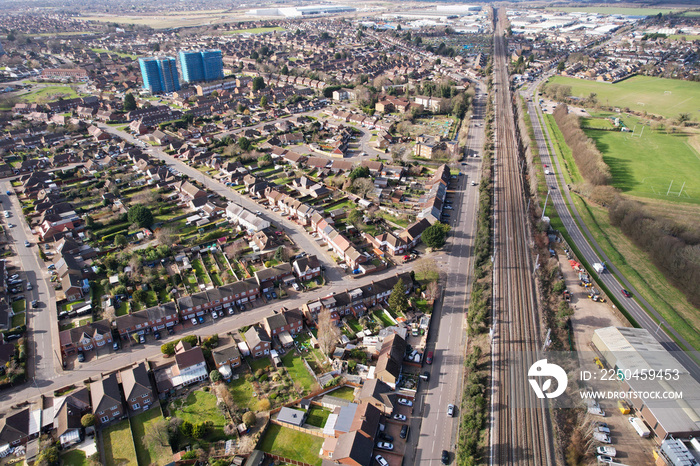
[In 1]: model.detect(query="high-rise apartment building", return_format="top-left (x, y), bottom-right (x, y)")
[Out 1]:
top-left (138, 57), bottom-right (181, 94)
top-left (178, 50), bottom-right (223, 83)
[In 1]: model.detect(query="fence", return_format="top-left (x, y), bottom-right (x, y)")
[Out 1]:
top-left (265, 453), bottom-right (315, 466)
top-left (269, 418), bottom-right (332, 438)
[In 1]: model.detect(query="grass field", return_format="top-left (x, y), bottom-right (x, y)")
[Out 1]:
top-left (229, 374), bottom-right (257, 410)
top-left (223, 26), bottom-right (285, 35)
top-left (305, 405), bottom-right (331, 428)
top-left (548, 6), bottom-right (678, 15)
top-left (102, 420), bottom-right (138, 466)
top-left (130, 408), bottom-right (172, 466)
top-left (547, 75), bottom-right (700, 120)
top-left (258, 424), bottom-right (323, 466)
top-left (282, 351), bottom-right (318, 393)
top-left (669, 34), bottom-right (700, 41)
top-left (19, 85), bottom-right (80, 103)
top-left (580, 117), bottom-right (615, 130)
top-left (328, 385), bottom-right (356, 401)
top-left (91, 48), bottom-right (139, 60)
top-left (544, 111), bottom-right (700, 352)
top-left (61, 449), bottom-right (88, 466)
top-left (582, 115), bottom-right (700, 203)
top-left (170, 390), bottom-right (227, 441)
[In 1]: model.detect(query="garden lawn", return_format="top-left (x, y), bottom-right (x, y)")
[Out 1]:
top-left (282, 351), bottom-right (318, 393)
top-left (374, 310), bottom-right (395, 327)
top-left (170, 390), bottom-right (227, 441)
top-left (305, 406), bottom-right (331, 428)
top-left (547, 75), bottom-right (700, 120)
top-left (346, 318), bottom-right (363, 333)
top-left (248, 356), bottom-right (271, 373)
top-left (258, 424), bottom-right (323, 466)
top-left (328, 385), bottom-right (356, 401)
top-left (582, 115), bottom-right (700, 203)
top-left (130, 408), bottom-right (172, 466)
top-left (61, 449), bottom-right (87, 466)
top-left (191, 259), bottom-right (211, 284)
top-left (229, 374), bottom-right (257, 410)
top-left (11, 299), bottom-right (25, 313)
top-left (102, 419), bottom-right (138, 466)
top-left (20, 85), bottom-right (80, 103)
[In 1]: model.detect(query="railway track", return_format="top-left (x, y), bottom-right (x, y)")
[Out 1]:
top-left (490, 9), bottom-right (555, 466)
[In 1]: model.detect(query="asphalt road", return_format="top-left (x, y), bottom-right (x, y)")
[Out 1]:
top-left (523, 83), bottom-right (700, 381)
top-left (1, 183), bottom-right (62, 388)
top-left (407, 81), bottom-right (486, 465)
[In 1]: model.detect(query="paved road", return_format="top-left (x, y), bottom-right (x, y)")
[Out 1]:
top-left (523, 83), bottom-right (700, 380)
top-left (1, 184), bottom-right (62, 386)
top-left (407, 81), bottom-right (486, 465)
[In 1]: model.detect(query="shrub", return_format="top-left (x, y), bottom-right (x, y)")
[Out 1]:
top-left (81, 414), bottom-right (95, 427)
top-left (181, 420), bottom-right (193, 437)
top-left (255, 368), bottom-right (264, 378)
top-left (210, 370), bottom-right (222, 382)
top-left (257, 398), bottom-right (271, 411)
top-left (242, 411), bottom-right (256, 427)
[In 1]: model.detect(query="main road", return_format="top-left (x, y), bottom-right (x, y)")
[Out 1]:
top-left (407, 80), bottom-right (486, 465)
top-left (523, 77), bottom-right (700, 381)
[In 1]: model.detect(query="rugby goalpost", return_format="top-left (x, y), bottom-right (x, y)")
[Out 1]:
top-left (666, 180), bottom-right (687, 197)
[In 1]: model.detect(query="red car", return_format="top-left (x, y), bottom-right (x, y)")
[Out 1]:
top-left (426, 351), bottom-right (433, 365)
top-left (621, 289), bottom-right (632, 298)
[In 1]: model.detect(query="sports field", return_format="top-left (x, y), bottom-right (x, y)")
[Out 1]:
top-left (583, 114), bottom-right (700, 204)
top-left (19, 85), bottom-right (80, 102)
top-left (547, 75), bottom-right (700, 120)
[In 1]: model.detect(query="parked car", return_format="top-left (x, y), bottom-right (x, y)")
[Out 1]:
top-left (228, 307), bottom-right (235, 315)
top-left (374, 455), bottom-right (389, 466)
top-left (7, 223), bottom-right (13, 228)
top-left (212, 311), bottom-right (219, 319)
top-left (271, 291), bottom-right (277, 299)
top-left (139, 334), bottom-right (146, 344)
top-left (398, 398), bottom-right (413, 407)
top-left (238, 304), bottom-right (246, 312)
top-left (10, 288), bottom-right (22, 294)
top-left (24, 240), bottom-right (30, 247)
top-left (77, 352), bottom-right (85, 362)
top-left (9, 274), bottom-right (19, 280)
top-left (48, 264), bottom-right (56, 270)
top-left (597, 455), bottom-right (614, 463)
top-left (595, 426), bottom-right (611, 434)
top-left (197, 315), bottom-right (205, 324)
top-left (426, 351), bottom-right (433, 364)
top-left (265, 293), bottom-right (271, 300)
top-left (442, 450), bottom-right (450, 465)
top-left (113, 341), bottom-right (119, 351)
top-left (376, 442), bottom-right (393, 451)
top-left (420, 371), bottom-right (430, 381)
top-left (392, 413), bottom-right (406, 421)
top-left (400, 424), bottom-right (409, 439)
top-left (31, 300), bottom-right (39, 309)
top-left (377, 432), bottom-right (393, 442)
top-left (447, 404), bottom-right (455, 417)
top-left (595, 447), bottom-right (616, 457)
top-left (593, 432), bottom-right (612, 444)
top-left (26, 283), bottom-right (32, 291)
top-left (10, 294), bottom-right (23, 302)
top-left (191, 317), bottom-right (198, 326)
top-left (153, 331), bottom-right (161, 340)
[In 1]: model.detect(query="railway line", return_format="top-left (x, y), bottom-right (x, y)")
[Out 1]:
top-left (490, 9), bottom-right (555, 466)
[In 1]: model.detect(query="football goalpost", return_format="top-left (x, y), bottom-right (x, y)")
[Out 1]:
top-left (666, 180), bottom-right (686, 197)
top-left (664, 90), bottom-right (672, 95)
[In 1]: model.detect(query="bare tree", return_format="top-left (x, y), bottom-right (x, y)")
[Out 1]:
top-left (155, 226), bottom-right (177, 246)
top-left (424, 281), bottom-right (440, 302)
top-left (144, 418), bottom-right (169, 447)
top-left (317, 308), bottom-right (340, 356)
top-left (413, 258), bottom-right (439, 282)
top-left (103, 306), bottom-right (116, 323)
top-left (352, 178), bottom-right (375, 199)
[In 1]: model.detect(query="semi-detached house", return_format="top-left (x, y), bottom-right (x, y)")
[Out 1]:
top-left (114, 302), bottom-right (179, 339)
top-left (177, 278), bottom-right (260, 320)
top-left (91, 372), bottom-right (125, 427)
top-left (59, 319), bottom-right (113, 356)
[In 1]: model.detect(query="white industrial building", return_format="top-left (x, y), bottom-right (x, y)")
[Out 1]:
top-left (247, 5), bottom-right (355, 17)
top-left (592, 327), bottom-right (700, 441)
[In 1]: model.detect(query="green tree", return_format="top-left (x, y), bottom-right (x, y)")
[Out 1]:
top-left (252, 76), bottom-right (265, 92)
top-left (281, 64), bottom-right (289, 75)
top-left (557, 61), bottom-right (566, 72)
top-left (260, 95), bottom-right (268, 107)
top-left (36, 445), bottom-right (59, 466)
top-left (181, 421), bottom-right (193, 437)
top-left (161, 342), bottom-right (175, 356)
top-left (349, 165), bottom-right (370, 181)
top-left (388, 278), bottom-right (409, 314)
top-left (348, 209), bottom-right (363, 227)
top-left (133, 288), bottom-right (148, 305)
top-left (192, 423), bottom-right (207, 439)
top-left (242, 411), bottom-right (257, 428)
top-left (123, 93), bottom-right (136, 111)
top-left (81, 414), bottom-right (95, 427)
top-left (128, 204), bottom-right (154, 228)
top-left (210, 369), bottom-right (222, 382)
top-left (114, 234), bottom-right (128, 247)
top-left (422, 222), bottom-right (449, 249)
top-left (238, 136), bottom-right (251, 151)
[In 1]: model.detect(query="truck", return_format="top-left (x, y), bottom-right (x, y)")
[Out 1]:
top-left (593, 262), bottom-right (606, 274)
top-left (629, 417), bottom-right (651, 438)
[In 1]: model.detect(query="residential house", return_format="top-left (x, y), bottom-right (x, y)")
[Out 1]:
top-left (226, 203), bottom-right (270, 232)
top-left (59, 319), bottom-right (113, 357)
top-left (374, 333), bottom-right (406, 388)
top-left (212, 344), bottom-right (242, 371)
top-left (114, 303), bottom-right (179, 339)
top-left (261, 308), bottom-right (304, 346)
top-left (293, 255), bottom-right (321, 281)
top-left (120, 362), bottom-right (154, 413)
top-left (356, 379), bottom-right (396, 415)
top-left (171, 341), bottom-right (208, 387)
top-left (53, 387), bottom-right (90, 447)
top-left (0, 408), bottom-right (32, 448)
top-left (91, 373), bottom-right (125, 427)
top-left (244, 325), bottom-right (271, 358)
top-left (254, 263), bottom-right (293, 292)
top-left (399, 218), bottom-right (432, 247)
top-left (331, 431), bottom-right (374, 466)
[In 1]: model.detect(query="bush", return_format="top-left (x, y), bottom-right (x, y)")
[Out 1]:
top-left (255, 368), bottom-right (264, 378)
top-left (210, 370), bottom-right (222, 382)
top-left (242, 411), bottom-right (256, 427)
top-left (259, 373), bottom-right (268, 382)
top-left (181, 451), bottom-right (197, 460)
top-left (81, 414), bottom-right (95, 427)
top-left (191, 422), bottom-right (208, 439)
top-left (257, 398), bottom-right (271, 411)
top-left (181, 420), bottom-right (193, 437)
